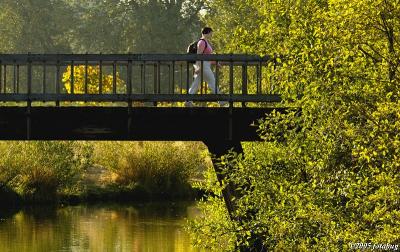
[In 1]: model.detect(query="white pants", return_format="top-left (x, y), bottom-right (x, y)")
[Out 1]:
top-left (189, 61), bottom-right (220, 94)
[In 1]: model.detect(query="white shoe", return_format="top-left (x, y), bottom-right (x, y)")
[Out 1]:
top-left (218, 101), bottom-right (228, 107)
top-left (185, 101), bottom-right (194, 107)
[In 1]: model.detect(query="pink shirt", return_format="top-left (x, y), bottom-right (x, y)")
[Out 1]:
top-left (197, 39), bottom-right (212, 54)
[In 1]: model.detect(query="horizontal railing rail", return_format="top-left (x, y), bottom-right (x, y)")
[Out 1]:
top-left (0, 94), bottom-right (281, 102)
top-left (0, 54), bottom-right (271, 63)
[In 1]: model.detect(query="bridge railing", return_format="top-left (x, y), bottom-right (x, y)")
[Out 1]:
top-left (0, 54), bottom-right (281, 106)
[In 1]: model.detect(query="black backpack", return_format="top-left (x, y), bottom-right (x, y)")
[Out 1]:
top-left (187, 39), bottom-right (208, 63)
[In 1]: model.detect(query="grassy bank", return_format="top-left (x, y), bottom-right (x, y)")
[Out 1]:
top-left (0, 141), bottom-right (211, 205)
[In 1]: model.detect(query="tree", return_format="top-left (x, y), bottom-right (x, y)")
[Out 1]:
top-left (68, 0), bottom-right (130, 53)
top-left (69, 0), bottom-right (204, 53)
top-left (0, 0), bottom-right (76, 53)
top-left (188, 0), bottom-right (400, 250)
top-left (125, 0), bottom-right (205, 53)
top-left (62, 65), bottom-right (125, 94)
top-left (0, 0), bottom-right (205, 53)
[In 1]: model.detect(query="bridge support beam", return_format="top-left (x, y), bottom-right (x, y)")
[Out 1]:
top-left (204, 140), bottom-right (242, 217)
top-left (204, 140), bottom-right (265, 252)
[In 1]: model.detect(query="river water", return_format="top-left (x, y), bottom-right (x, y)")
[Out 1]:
top-left (0, 202), bottom-right (204, 252)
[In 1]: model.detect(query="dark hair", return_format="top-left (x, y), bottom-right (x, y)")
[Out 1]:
top-left (202, 27), bottom-right (213, 35)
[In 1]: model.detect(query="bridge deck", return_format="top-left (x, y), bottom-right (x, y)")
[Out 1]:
top-left (0, 106), bottom-right (281, 141)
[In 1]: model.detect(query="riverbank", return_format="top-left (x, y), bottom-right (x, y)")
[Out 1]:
top-left (0, 166), bottom-right (206, 207)
top-left (59, 183), bottom-right (206, 205)
top-left (0, 141), bottom-right (211, 206)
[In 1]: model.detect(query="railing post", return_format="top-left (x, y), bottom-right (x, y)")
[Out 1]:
top-left (55, 57), bottom-right (60, 107)
top-left (241, 61), bottom-right (248, 107)
top-left (3, 65), bottom-right (6, 94)
top-left (157, 61), bottom-right (161, 94)
top-left (153, 62), bottom-right (158, 106)
top-left (154, 61), bottom-right (160, 106)
top-left (271, 53), bottom-right (277, 93)
top-left (0, 60), bottom-right (2, 94)
top-left (42, 60), bottom-right (46, 95)
top-left (229, 59), bottom-right (234, 106)
top-left (127, 59), bottom-right (133, 136)
top-left (257, 59), bottom-right (262, 94)
top-left (142, 61), bottom-right (146, 94)
top-left (153, 62), bottom-right (157, 95)
top-left (171, 61), bottom-right (175, 95)
top-left (113, 60), bottom-right (117, 94)
top-left (70, 60), bottom-right (75, 94)
top-left (180, 63), bottom-right (183, 94)
top-left (99, 59), bottom-right (103, 94)
top-left (229, 58), bottom-right (234, 141)
top-left (27, 54), bottom-right (32, 97)
top-left (200, 60), bottom-right (204, 94)
top-left (13, 60), bottom-right (16, 94)
top-left (127, 60), bottom-right (132, 97)
top-left (215, 60), bottom-right (219, 94)
top-left (26, 53), bottom-right (32, 140)
top-left (84, 58), bottom-right (88, 95)
top-left (16, 64), bottom-right (19, 94)
top-left (186, 61), bottom-right (190, 94)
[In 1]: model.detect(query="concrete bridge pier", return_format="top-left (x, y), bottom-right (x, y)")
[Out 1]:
top-left (204, 140), bottom-right (265, 252)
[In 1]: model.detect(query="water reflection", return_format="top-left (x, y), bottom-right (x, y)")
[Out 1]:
top-left (0, 202), bottom-right (204, 252)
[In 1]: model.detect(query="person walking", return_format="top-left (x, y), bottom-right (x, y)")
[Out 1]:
top-left (185, 27), bottom-right (226, 107)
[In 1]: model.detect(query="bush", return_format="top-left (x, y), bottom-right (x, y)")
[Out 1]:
top-left (93, 141), bottom-right (211, 198)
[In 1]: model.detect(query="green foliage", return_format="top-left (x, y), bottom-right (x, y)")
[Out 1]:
top-left (188, 0), bottom-right (400, 250)
top-left (187, 196), bottom-right (236, 251)
top-left (187, 165), bottom-right (236, 251)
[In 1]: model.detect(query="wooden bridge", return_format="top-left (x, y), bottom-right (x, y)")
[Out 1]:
top-left (0, 54), bottom-right (282, 142)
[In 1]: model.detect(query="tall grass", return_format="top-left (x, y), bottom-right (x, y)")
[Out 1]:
top-left (93, 141), bottom-right (211, 198)
top-left (0, 141), bottom-right (211, 203)
top-left (0, 141), bottom-right (93, 203)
